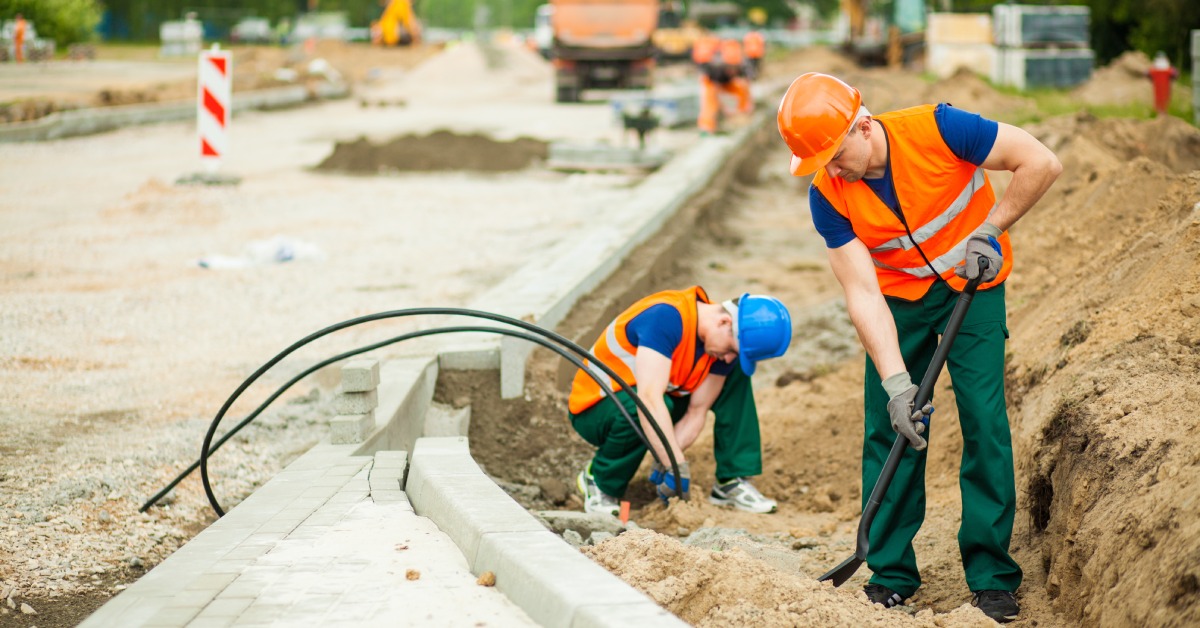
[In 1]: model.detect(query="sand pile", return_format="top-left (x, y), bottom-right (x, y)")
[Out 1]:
top-left (315, 130), bottom-right (547, 173)
top-left (587, 529), bottom-right (996, 627)
top-left (1002, 111), bottom-right (1200, 626)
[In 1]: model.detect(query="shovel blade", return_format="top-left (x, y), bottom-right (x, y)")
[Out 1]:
top-left (818, 554), bottom-right (864, 587)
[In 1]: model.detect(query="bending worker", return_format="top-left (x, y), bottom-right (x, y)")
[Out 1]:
top-left (693, 36), bottom-right (753, 135)
top-left (776, 73), bottom-right (1061, 623)
top-left (568, 286), bottom-right (791, 516)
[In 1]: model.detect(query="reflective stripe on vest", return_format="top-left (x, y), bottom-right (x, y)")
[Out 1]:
top-left (812, 104), bottom-right (1012, 300)
top-left (568, 286), bottom-right (715, 415)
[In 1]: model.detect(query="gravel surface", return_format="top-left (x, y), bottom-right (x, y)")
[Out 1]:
top-left (0, 40), bottom-right (700, 624)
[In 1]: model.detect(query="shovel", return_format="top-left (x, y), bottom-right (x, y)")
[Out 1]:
top-left (819, 259), bottom-right (989, 587)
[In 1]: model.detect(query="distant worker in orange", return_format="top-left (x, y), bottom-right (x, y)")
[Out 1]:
top-left (694, 36), bottom-right (752, 136)
top-left (12, 13), bottom-right (27, 63)
top-left (742, 30), bottom-right (765, 79)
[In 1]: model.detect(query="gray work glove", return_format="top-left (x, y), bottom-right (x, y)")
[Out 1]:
top-left (655, 461), bottom-right (690, 503)
top-left (882, 372), bottom-right (932, 450)
top-left (954, 223), bottom-right (1003, 283)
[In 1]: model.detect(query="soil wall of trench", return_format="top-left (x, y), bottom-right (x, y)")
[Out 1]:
top-left (438, 99), bottom-right (1200, 626)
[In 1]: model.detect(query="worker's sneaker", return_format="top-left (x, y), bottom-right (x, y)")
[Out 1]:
top-left (577, 465), bottom-right (620, 518)
top-left (972, 590), bottom-right (1019, 623)
top-left (708, 477), bottom-right (777, 514)
top-left (864, 583), bottom-right (906, 608)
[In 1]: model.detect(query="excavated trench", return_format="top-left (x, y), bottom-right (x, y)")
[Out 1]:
top-left (433, 100), bottom-right (1200, 624)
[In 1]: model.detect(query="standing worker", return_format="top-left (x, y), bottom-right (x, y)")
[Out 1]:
top-left (693, 36), bottom-right (753, 136)
top-left (568, 286), bottom-right (792, 517)
top-left (776, 73), bottom-right (1061, 623)
top-left (1147, 51), bottom-right (1178, 116)
top-left (12, 13), bottom-right (26, 63)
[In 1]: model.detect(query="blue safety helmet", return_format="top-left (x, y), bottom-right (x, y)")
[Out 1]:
top-left (734, 293), bottom-right (793, 375)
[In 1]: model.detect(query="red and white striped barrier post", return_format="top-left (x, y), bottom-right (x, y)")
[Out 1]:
top-left (197, 44), bottom-right (232, 173)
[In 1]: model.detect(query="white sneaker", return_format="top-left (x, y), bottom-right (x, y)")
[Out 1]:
top-left (709, 477), bottom-right (777, 514)
top-left (577, 465), bottom-right (620, 517)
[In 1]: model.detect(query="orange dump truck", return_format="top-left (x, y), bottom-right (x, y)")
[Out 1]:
top-left (551, 0), bottom-right (659, 102)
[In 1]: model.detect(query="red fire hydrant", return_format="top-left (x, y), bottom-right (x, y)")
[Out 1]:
top-left (1147, 51), bottom-right (1178, 115)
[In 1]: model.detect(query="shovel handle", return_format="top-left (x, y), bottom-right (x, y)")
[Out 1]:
top-left (853, 258), bottom-right (989, 562)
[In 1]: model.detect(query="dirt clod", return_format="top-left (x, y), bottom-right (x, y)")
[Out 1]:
top-left (316, 130), bottom-right (548, 174)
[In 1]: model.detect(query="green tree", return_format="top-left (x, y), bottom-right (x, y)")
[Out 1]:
top-left (0, 0), bottom-right (103, 47)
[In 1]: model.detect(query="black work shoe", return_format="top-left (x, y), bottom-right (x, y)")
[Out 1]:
top-left (973, 590), bottom-right (1020, 623)
top-left (864, 583), bottom-right (906, 608)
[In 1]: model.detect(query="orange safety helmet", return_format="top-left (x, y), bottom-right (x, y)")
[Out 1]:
top-left (776, 73), bottom-right (863, 177)
top-left (692, 35), bottom-right (719, 64)
top-left (718, 38), bottom-right (744, 65)
top-left (743, 31), bottom-right (765, 59)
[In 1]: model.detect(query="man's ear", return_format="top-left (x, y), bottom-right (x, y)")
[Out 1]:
top-left (859, 116), bottom-right (873, 138)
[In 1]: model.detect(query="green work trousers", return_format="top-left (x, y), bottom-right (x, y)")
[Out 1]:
top-left (569, 365), bottom-right (762, 497)
top-left (863, 281), bottom-right (1022, 597)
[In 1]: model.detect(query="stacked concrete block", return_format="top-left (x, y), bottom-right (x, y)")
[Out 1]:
top-left (330, 360), bottom-right (380, 444)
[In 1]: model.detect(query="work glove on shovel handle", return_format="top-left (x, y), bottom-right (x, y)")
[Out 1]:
top-left (654, 461), bottom-right (690, 503)
top-left (883, 373), bottom-right (933, 450)
top-left (954, 223), bottom-right (1003, 283)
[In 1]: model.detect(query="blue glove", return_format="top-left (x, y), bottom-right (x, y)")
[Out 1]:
top-left (954, 223), bottom-right (1002, 282)
top-left (649, 462), bottom-right (666, 486)
top-left (655, 461), bottom-right (690, 503)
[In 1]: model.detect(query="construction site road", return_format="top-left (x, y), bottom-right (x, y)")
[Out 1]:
top-left (0, 40), bottom-right (708, 626)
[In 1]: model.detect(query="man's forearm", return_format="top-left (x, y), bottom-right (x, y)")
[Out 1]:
top-left (674, 408), bottom-right (708, 451)
top-left (847, 289), bottom-right (906, 380)
top-left (638, 393), bottom-right (683, 464)
top-left (990, 156), bottom-right (1061, 231)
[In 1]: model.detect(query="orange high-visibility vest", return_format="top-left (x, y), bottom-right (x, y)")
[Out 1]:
top-left (568, 286), bottom-right (717, 415)
top-left (813, 104), bottom-right (1012, 300)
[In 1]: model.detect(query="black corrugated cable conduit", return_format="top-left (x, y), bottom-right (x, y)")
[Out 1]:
top-left (146, 308), bottom-right (683, 517)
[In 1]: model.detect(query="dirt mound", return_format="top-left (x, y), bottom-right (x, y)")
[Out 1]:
top-left (1028, 111), bottom-right (1200, 174)
top-left (315, 130), bottom-right (548, 173)
top-left (586, 529), bottom-right (995, 626)
top-left (399, 41), bottom-right (553, 106)
top-left (1072, 50), bottom-right (1154, 107)
top-left (1002, 113), bottom-right (1200, 626)
top-left (925, 68), bottom-right (1037, 119)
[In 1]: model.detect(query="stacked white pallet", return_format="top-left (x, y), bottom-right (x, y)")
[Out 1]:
top-left (992, 4), bottom-right (1094, 90)
top-left (926, 12), bottom-right (995, 79)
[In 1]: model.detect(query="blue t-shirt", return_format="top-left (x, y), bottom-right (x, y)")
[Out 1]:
top-left (625, 303), bottom-right (736, 377)
top-left (808, 104), bottom-right (999, 249)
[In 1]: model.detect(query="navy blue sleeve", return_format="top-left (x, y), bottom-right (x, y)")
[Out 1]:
top-left (624, 304), bottom-right (683, 360)
top-left (934, 103), bottom-right (999, 166)
top-left (809, 185), bottom-right (856, 249)
top-left (709, 359), bottom-right (736, 376)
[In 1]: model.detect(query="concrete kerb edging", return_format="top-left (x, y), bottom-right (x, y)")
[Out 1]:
top-left (407, 437), bottom-right (686, 628)
top-left (0, 80), bottom-right (349, 143)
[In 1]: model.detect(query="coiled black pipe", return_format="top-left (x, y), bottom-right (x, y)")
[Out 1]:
top-left (188, 308), bottom-right (683, 517)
